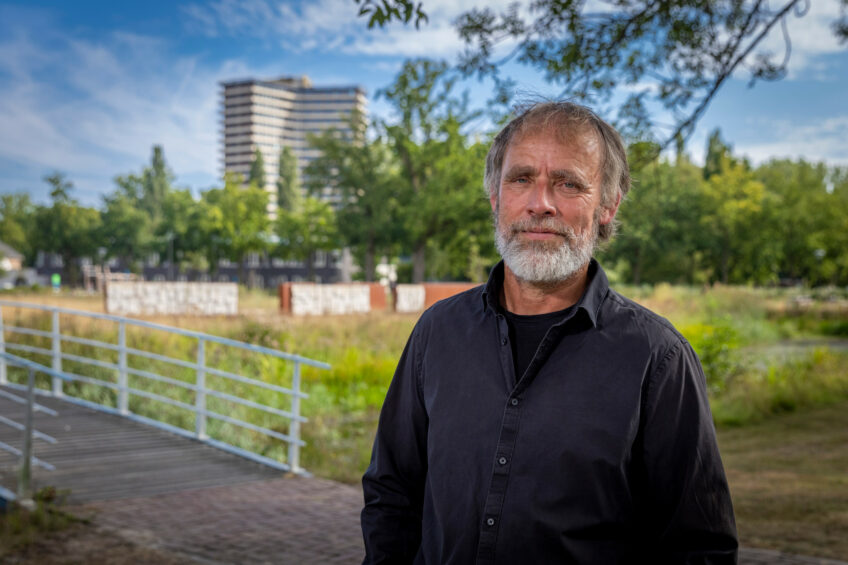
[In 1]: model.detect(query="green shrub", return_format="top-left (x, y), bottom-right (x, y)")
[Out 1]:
top-left (680, 318), bottom-right (740, 391)
top-left (712, 348), bottom-right (848, 427)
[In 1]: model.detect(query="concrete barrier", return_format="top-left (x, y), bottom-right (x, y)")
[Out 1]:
top-left (279, 283), bottom-right (386, 315)
top-left (105, 282), bottom-right (238, 316)
top-left (278, 282), bottom-right (479, 315)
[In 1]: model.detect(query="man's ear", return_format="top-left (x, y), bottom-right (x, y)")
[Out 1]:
top-left (490, 189), bottom-right (498, 213)
top-left (599, 192), bottom-right (622, 226)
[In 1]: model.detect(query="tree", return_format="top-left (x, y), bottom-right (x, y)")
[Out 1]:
top-left (141, 145), bottom-right (173, 219)
top-left (276, 146), bottom-right (300, 212)
top-left (699, 157), bottom-right (771, 284)
top-left (99, 192), bottom-right (154, 273)
top-left (602, 148), bottom-right (709, 285)
top-left (32, 173), bottom-right (101, 286)
top-left (248, 148), bottom-right (267, 190)
top-left (379, 59), bottom-right (492, 282)
top-left (275, 197), bottom-right (339, 281)
top-left (198, 173), bottom-right (270, 284)
top-left (356, 0), bottom-right (846, 155)
top-left (0, 193), bottom-right (35, 263)
top-left (305, 114), bottom-right (402, 281)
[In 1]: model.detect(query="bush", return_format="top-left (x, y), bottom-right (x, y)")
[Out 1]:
top-left (680, 318), bottom-right (740, 391)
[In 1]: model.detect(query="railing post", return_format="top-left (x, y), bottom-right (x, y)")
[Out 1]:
top-left (288, 361), bottom-right (302, 473)
top-left (0, 307), bottom-right (6, 386)
top-left (195, 338), bottom-right (207, 440)
top-left (118, 321), bottom-right (128, 414)
top-left (18, 367), bottom-right (35, 501)
top-left (52, 310), bottom-right (63, 396)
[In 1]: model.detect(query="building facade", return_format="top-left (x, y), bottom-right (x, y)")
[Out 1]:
top-left (220, 75), bottom-right (366, 213)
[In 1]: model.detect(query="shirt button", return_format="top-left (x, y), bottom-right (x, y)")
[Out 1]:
top-left (486, 518), bottom-right (496, 526)
top-left (498, 456), bottom-right (507, 465)
top-left (510, 398), bottom-right (519, 406)
top-left (501, 336), bottom-right (508, 345)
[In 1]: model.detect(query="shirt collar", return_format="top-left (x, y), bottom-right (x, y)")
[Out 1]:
top-left (481, 259), bottom-right (609, 328)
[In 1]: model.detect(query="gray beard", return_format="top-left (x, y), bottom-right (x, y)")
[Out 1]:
top-left (494, 207), bottom-right (598, 285)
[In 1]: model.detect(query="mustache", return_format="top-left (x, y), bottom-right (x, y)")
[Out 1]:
top-left (508, 217), bottom-right (575, 238)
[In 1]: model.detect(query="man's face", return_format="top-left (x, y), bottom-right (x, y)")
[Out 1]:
top-left (491, 127), bottom-right (616, 284)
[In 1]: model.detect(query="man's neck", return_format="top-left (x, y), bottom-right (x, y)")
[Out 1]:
top-left (501, 262), bottom-right (590, 315)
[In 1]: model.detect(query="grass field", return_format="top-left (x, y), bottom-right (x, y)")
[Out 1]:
top-left (1, 285), bottom-right (847, 558)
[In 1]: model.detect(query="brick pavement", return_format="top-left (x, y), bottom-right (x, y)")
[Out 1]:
top-left (73, 475), bottom-right (848, 565)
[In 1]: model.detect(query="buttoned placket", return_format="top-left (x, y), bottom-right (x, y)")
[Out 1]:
top-left (474, 308), bottom-right (579, 564)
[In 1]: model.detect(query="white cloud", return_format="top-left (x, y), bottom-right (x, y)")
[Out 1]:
top-left (182, 0), bottom-right (521, 57)
top-left (736, 116), bottom-right (848, 165)
top-left (0, 20), bottom-right (284, 203)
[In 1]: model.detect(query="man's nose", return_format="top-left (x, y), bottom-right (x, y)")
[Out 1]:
top-left (526, 178), bottom-right (556, 216)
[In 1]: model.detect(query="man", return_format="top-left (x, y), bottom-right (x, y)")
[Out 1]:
top-left (361, 102), bottom-right (738, 564)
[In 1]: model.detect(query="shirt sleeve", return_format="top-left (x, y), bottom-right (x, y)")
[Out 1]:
top-left (638, 339), bottom-right (739, 564)
top-left (361, 323), bottom-right (429, 564)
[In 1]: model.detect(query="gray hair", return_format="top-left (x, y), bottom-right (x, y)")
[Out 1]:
top-left (484, 101), bottom-right (631, 242)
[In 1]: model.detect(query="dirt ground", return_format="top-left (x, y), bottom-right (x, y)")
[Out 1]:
top-left (1, 521), bottom-right (198, 565)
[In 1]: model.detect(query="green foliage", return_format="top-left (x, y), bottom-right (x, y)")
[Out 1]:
top-left (199, 172), bottom-right (270, 279)
top-left (0, 487), bottom-right (80, 559)
top-left (360, 1), bottom-right (845, 156)
top-left (712, 349), bottom-right (848, 426)
top-left (31, 173), bottom-right (101, 285)
top-left (248, 147), bottom-right (267, 189)
top-left (379, 59), bottom-right (495, 282)
top-left (355, 0), bottom-right (428, 29)
top-left (679, 318), bottom-right (740, 391)
top-left (274, 197), bottom-right (339, 281)
top-left (0, 193), bottom-right (35, 263)
top-left (305, 112), bottom-right (401, 281)
top-left (276, 146), bottom-right (300, 212)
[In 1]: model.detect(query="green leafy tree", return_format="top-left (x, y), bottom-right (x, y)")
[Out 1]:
top-left (699, 158), bottom-right (771, 284)
top-left (755, 159), bottom-right (835, 285)
top-left (357, 1), bottom-right (847, 155)
top-left (141, 145), bottom-right (173, 219)
top-left (275, 197), bottom-right (339, 281)
top-left (198, 173), bottom-right (270, 284)
top-left (155, 188), bottom-right (201, 277)
top-left (276, 146), bottom-right (301, 212)
top-left (99, 192), bottom-right (154, 273)
top-left (603, 148), bottom-right (709, 285)
top-left (0, 193), bottom-right (35, 263)
top-left (32, 173), bottom-right (101, 286)
top-left (305, 115), bottom-right (402, 281)
top-left (380, 59), bottom-right (492, 282)
top-left (248, 148), bottom-right (267, 190)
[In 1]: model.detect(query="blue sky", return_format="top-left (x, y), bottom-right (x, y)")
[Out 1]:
top-left (1, 0), bottom-right (846, 205)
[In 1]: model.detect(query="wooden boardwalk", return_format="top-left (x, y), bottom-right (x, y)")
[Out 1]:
top-left (0, 386), bottom-right (281, 503)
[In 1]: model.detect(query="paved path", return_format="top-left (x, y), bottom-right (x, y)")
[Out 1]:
top-left (74, 477), bottom-right (848, 565)
top-left (3, 387), bottom-right (845, 564)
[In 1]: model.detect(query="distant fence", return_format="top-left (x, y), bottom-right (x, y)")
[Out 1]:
top-left (278, 282), bottom-right (478, 315)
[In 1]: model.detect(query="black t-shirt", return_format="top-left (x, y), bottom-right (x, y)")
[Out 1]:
top-left (503, 305), bottom-right (574, 382)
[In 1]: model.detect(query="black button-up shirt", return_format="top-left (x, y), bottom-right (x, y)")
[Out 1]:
top-left (362, 261), bottom-right (738, 564)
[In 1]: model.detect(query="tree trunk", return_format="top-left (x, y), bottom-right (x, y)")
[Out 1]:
top-left (238, 257), bottom-right (246, 287)
top-left (412, 242), bottom-right (426, 283)
top-left (364, 239), bottom-right (376, 283)
top-left (307, 252), bottom-right (316, 282)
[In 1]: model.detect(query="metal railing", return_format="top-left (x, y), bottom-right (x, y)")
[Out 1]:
top-left (0, 300), bottom-right (330, 475)
top-left (0, 353), bottom-right (60, 503)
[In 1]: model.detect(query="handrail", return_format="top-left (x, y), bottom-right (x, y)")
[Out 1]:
top-left (0, 300), bottom-right (331, 369)
top-left (0, 300), bottom-right (331, 474)
top-left (0, 352), bottom-right (60, 501)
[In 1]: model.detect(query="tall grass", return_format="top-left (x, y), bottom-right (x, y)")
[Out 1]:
top-left (2, 287), bottom-right (847, 484)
